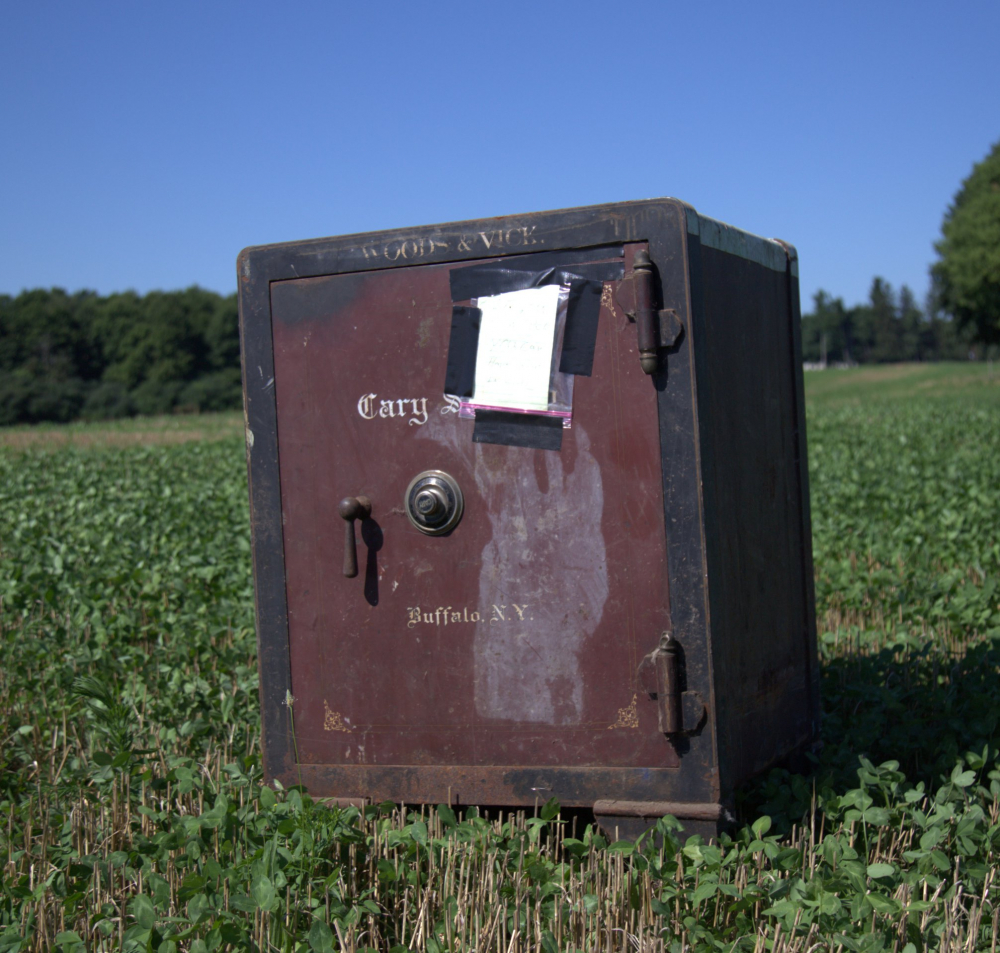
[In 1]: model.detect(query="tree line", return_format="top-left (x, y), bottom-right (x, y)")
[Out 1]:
top-left (0, 277), bottom-right (988, 427)
top-left (800, 278), bottom-right (978, 366)
top-left (0, 287), bottom-right (240, 426)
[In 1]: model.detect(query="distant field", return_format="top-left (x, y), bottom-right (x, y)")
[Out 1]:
top-left (804, 360), bottom-right (1000, 406)
top-left (0, 409), bottom-right (243, 449)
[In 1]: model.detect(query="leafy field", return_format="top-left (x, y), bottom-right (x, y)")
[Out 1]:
top-left (2, 365), bottom-right (1000, 951)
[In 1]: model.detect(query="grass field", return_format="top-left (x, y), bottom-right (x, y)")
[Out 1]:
top-left (1, 363), bottom-right (999, 951)
top-left (0, 411), bottom-right (243, 451)
top-left (804, 361), bottom-right (1000, 407)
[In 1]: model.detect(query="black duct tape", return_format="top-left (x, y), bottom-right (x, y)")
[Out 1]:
top-left (472, 411), bottom-right (564, 451)
top-left (443, 306), bottom-right (481, 397)
top-left (450, 255), bottom-right (624, 301)
top-left (559, 279), bottom-right (603, 376)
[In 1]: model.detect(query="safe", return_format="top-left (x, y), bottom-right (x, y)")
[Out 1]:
top-left (237, 199), bottom-right (818, 839)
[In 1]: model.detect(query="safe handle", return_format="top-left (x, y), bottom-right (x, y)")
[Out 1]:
top-left (338, 496), bottom-right (371, 578)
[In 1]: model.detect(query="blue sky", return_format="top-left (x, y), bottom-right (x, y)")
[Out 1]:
top-left (2, 1), bottom-right (997, 311)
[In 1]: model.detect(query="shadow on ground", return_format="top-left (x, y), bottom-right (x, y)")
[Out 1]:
top-left (739, 631), bottom-right (1000, 829)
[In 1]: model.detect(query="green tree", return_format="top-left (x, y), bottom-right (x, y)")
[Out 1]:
top-left (0, 288), bottom-right (101, 379)
top-left (866, 277), bottom-right (901, 363)
top-left (95, 289), bottom-right (206, 388)
top-left (897, 285), bottom-right (922, 360)
top-left (203, 293), bottom-right (240, 370)
top-left (931, 139), bottom-right (1000, 346)
top-left (0, 285), bottom-right (243, 425)
top-left (801, 291), bottom-right (857, 364)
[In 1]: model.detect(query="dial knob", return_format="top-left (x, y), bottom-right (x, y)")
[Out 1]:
top-left (415, 486), bottom-right (447, 519)
top-left (405, 470), bottom-right (463, 535)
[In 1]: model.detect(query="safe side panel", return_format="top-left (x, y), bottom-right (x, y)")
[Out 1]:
top-left (694, 246), bottom-right (815, 788)
top-left (268, 254), bottom-right (678, 770)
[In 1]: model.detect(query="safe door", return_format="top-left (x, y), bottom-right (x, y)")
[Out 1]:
top-left (243, 215), bottom-right (715, 809)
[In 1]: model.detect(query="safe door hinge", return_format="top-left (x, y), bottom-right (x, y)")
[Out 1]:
top-left (637, 633), bottom-right (706, 736)
top-left (616, 250), bottom-right (684, 374)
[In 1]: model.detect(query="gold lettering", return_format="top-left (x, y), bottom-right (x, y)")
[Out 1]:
top-left (408, 398), bottom-right (428, 427)
top-left (458, 235), bottom-right (472, 252)
top-left (404, 604), bottom-right (526, 625)
top-left (357, 393), bottom-right (378, 419)
top-left (384, 241), bottom-right (402, 261)
top-left (379, 400), bottom-right (394, 418)
top-left (479, 231), bottom-right (495, 249)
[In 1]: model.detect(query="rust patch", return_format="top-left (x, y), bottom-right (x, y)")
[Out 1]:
top-left (416, 315), bottom-right (433, 347)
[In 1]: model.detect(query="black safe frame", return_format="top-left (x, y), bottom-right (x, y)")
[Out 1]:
top-left (237, 198), bottom-right (819, 835)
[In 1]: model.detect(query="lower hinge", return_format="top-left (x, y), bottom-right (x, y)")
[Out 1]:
top-left (637, 633), bottom-right (707, 736)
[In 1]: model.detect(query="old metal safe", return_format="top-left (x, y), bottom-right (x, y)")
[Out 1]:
top-left (238, 199), bottom-right (818, 837)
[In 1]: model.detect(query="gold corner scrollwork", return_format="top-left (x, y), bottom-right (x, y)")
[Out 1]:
top-left (607, 694), bottom-right (639, 730)
top-left (600, 283), bottom-right (617, 318)
top-left (323, 701), bottom-right (351, 733)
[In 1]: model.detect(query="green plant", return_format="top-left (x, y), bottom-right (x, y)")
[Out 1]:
top-left (1, 375), bottom-right (999, 950)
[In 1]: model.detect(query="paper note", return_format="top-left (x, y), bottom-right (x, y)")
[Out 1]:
top-left (471, 285), bottom-right (561, 412)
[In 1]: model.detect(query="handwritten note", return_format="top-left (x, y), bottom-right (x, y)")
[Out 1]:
top-left (471, 285), bottom-right (561, 412)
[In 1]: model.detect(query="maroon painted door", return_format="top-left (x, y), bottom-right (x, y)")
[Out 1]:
top-left (269, 245), bottom-right (678, 772)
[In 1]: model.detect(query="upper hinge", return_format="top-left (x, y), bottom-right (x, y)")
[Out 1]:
top-left (615, 250), bottom-right (684, 374)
